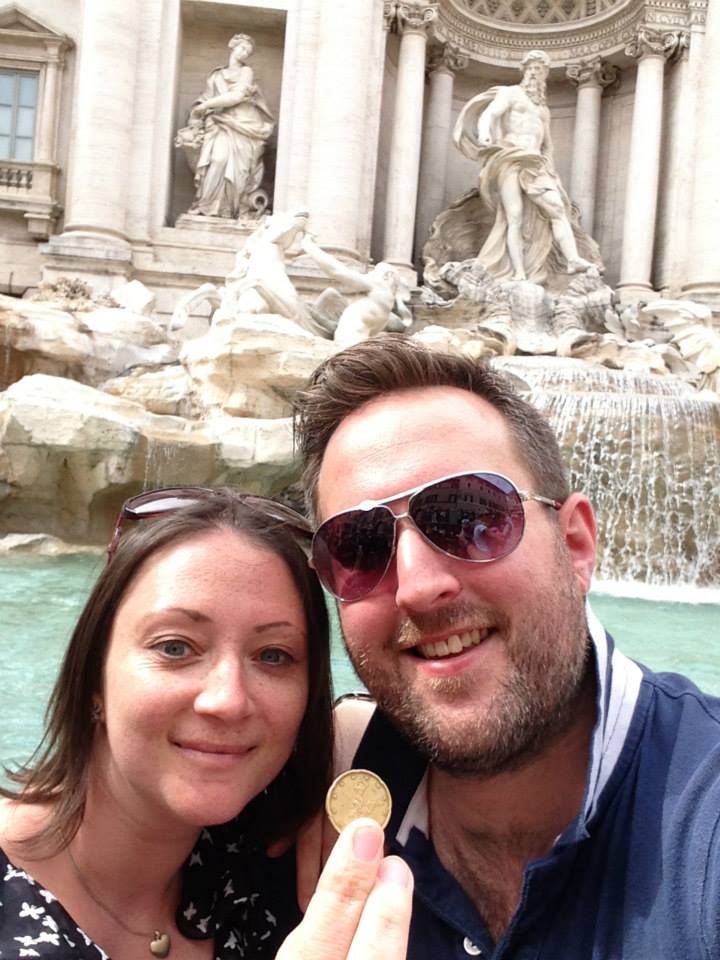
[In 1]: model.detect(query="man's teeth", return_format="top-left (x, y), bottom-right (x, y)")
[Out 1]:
top-left (417, 628), bottom-right (487, 659)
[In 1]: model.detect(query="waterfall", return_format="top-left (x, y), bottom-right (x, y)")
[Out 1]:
top-left (494, 357), bottom-right (720, 588)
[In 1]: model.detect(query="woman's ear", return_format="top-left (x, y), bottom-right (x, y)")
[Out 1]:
top-left (558, 493), bottom-right (597, 594)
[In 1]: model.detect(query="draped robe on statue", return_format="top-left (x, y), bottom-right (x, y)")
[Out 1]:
top-left (191, 67), bottom-right (274, 219)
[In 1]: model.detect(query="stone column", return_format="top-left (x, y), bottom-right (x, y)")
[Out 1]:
top-left (42, 0), bottom-right (141, 274)
top-left (566, 58), bottom-right (617, 236)
top-left (414, 42), bottom-right (468, 263)
top-left (654, 31), bottom-right (694, 294)
top-left (304, 0), bottom-right (382, 259)
top-left (382, 1), bottom-right (438, 276)
top-left (682, 0), bottom-right (720, 308)
top-left (617, 27), bottom-right (677, 304)
top-left (274, 0), bottom-right (322, 214)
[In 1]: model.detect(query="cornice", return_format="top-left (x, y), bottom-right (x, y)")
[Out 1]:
top-left (435, 0), bottom-right (690, 66)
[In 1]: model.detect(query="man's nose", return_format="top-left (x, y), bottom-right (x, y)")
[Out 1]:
top-left (393, 520), bottom-right (463, 614)
top-left (194, 657), bottom-right (252, 720)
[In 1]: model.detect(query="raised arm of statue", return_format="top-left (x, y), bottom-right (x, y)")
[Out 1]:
top-left (302, 236), bottom-right (372, 293)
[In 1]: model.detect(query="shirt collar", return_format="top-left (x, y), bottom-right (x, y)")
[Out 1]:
top-left (396, 599), bottom-right (643, 845)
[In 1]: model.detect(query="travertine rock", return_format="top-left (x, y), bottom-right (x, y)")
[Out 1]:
top-left (0, 375), bottom-right (297, 543)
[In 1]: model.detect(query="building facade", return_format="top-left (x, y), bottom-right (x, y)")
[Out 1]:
top-left (0, 0), bottom-right (717, 318)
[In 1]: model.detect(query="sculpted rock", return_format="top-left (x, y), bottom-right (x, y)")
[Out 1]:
top-left (0, 375), bottom-right (297, 543)
top-left (180, 320), bottom-right (335, 418)
top-left (0, 295), bottom-right (175, 391)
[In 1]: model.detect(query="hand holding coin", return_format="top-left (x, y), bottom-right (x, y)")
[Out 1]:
top-left (325, 769), bottom-right (392, 833)
top-left (275, 818), bottom-right (412, 960)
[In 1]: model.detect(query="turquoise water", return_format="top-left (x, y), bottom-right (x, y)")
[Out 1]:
top-left (1, 554), bottom-right (718, 773)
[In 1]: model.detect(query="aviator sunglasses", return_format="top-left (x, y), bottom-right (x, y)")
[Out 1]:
top-left (311, 470), bottom-right (563, 603)
top-left (107, 486), bottom-right (312, 563)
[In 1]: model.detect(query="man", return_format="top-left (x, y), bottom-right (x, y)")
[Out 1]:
top-left (453, 50), bottom-right (594, 283)
top-left (295, 335), bottom-right (720, 959)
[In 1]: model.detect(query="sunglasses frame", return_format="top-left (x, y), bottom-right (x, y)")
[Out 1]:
top-left (107, 486), bottom-right (312, 564)
top-left (312, 470), bottom-right (563, 602)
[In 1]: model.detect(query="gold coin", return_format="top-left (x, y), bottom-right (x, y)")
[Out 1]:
top-left (325, 769), bottom-right (392, 833)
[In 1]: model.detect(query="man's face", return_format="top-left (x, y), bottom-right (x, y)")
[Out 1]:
top-left (316, 387), bottom-right (595, 776)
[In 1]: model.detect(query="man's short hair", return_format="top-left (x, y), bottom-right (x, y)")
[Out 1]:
top-left (294, 335), bottom-right (570, 518)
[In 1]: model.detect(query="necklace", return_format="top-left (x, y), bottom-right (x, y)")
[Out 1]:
top-left (66, 846), bottom-right (172, 958)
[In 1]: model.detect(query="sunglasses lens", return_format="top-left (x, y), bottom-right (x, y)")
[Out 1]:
top-left (410, 473), bottom-right (525, 562)
top-left (124, 488), bottom-right (206, 518)
top-left (312, 507), bottom-right (395, 601)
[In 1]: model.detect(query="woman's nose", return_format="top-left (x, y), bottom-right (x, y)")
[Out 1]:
top-left (194, 657), bottom-right (252, 721)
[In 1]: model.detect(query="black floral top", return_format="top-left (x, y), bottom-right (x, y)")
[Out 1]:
top-left (0, 826), bottom-right (299, 958)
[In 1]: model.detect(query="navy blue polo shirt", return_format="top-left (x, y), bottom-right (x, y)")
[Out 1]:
top-left (350, 605), bottom-right (720, 959)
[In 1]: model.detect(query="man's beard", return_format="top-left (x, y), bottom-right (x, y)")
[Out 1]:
top-left (343, 539), bottom-right (590, 778)
top-left (521, 74), bottom-right (547, 106)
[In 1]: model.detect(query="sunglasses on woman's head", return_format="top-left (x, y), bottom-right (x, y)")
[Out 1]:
top-left (311, 470), bottom-right (563, 603)
top-left (107, 486), bottom-right (312, 564)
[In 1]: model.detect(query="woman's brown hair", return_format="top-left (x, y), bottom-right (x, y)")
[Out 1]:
top-left (3, 489), bottom-right (332, 855)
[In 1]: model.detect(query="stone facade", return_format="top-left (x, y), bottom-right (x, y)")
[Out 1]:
top-left (0, 0), bottom-right (717, 313)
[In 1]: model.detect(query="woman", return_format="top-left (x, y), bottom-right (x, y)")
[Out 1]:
top-left (0, 488), bottom-right (412, 959)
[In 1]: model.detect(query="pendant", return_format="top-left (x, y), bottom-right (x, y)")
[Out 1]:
top-left (150, 932), bottom-right (171, 958)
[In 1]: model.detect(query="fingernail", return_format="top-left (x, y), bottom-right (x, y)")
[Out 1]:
top-left (378, 855), bottom-right (412, 888)
top-left (352, 824), bottom-right (383, 862)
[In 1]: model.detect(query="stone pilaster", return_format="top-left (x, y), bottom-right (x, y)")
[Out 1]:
top-left (33, 43), bottom-right (64, 164)
top-left (382, 1), bottom-right (438, 277)
top-left (682, 0), bottom-right (720, 308)
top-left (42, 0), bottom-right (142, 277)
top-left (414, 42), bottom-right (468, 264)
top-left (566, 58), bottom-right (617, 235)
top-left (617, 27), bottom-right (678, 303)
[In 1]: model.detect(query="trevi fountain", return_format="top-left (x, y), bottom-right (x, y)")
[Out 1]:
top-left (0, 9), bottom-right (718, 598)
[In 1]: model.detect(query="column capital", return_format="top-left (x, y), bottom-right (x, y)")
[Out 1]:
top-left (427, 42), bottom-right (469, 77)
top-left (625, 26), bottom-right (682, 62)
top-left (566, 57), bottom-right (617, 90)
top-left (384, 1), bottom-right (438, 35)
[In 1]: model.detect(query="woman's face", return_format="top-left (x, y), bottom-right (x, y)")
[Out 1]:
top-left (94, 528), bottom-right (309, 835)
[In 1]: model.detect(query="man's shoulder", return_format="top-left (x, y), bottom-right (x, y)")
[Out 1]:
top-left (639, 665), bottom-right (720, 728)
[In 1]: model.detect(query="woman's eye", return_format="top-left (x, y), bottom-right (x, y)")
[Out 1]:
top-left (155, 639), bottom-right (191, 659)
top-left (258, 648), bottom-right (293, 666)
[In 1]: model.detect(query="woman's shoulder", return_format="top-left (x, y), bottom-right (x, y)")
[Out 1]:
top-left (0, 798), bottom-right (50, 850)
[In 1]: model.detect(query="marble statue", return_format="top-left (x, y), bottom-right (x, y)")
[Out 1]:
top-left (175, 33), bottom-right (275, 220)
top-left (171, 210), bottom-right (316, 333)
top-left (301, 236), bottom-right (413, 348)
top-left (452, 50), bottom-right (597, 284)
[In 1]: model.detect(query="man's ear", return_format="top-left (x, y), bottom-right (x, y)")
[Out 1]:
top-left (558, 493), bottom-right (597, 594)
